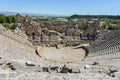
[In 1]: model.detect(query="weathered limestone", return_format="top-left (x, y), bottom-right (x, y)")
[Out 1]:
top-left (0, 18), bottom-right (120, 80)
top-left (17, 16), bottom-right (99, 46)
top-left (114, 71), bottom-right (120, 79)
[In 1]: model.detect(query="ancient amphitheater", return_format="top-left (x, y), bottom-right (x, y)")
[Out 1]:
top-left (0, 19), bottom-right (120, 80)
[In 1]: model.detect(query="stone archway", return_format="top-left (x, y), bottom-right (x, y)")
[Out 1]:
top-left (32, 32), bottom-right (35, 40)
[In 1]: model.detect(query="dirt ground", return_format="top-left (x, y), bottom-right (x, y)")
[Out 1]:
top-left (37, 47), bottom-right (86, 62)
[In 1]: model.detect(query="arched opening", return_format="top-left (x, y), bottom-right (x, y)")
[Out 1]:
top-left (32, 32), bottom-right (35, 40)
top-left (80, 33), bottom-right (82, 40)
top-left (40, 33), bottom-right (43, 42)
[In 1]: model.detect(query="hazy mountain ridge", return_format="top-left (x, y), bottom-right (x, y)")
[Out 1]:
top-left (0, 11), bottom-right (65, 17)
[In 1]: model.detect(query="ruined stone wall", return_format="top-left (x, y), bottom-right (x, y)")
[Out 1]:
top-left (18, 16), bottom-right (98, 45)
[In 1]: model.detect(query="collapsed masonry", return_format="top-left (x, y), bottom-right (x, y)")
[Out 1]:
top-left (1, 18), bottom-right (120, 80)
top-left (17, 16), bottom-right (99, 46)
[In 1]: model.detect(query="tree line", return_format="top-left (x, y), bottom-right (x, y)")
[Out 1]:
top-left (0, 14), bottom-right (17, 29)
top-left (69, 14), bottom-right (120, 19)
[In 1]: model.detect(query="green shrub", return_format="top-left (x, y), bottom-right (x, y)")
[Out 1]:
top-left (2, 23), bottom-right (16, 30)
top-left (3, 23), bottom-right (11, 29)
top-left (101, 23), bottom-right (107, 29)
top-left (10, 23), bottom-right (16, 29)
top-left (108, 25), bottom-right (117, 30)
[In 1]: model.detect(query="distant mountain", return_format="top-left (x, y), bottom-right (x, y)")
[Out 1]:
top-left (0, 11), bottom-right (65, 17)
top-left (0, 11), bottom-right (17, 15)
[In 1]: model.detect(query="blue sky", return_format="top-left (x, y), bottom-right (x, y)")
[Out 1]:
top-left (0, 0), bottom-right (120, 15)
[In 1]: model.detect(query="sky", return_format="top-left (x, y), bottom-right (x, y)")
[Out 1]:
top-left (0, 0), bottom-right (120, 16)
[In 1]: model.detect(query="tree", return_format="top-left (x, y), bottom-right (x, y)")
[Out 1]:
top-left (5, 16), bottom-right (17, 23)
top-left (0, 14), bottom-right (6, 23)
top-left (6, 16), bottom-right (12, 23)
top-left (16, 13), bottom-right (21, 17)
top-left (11, 16), bottom-right (17, 23)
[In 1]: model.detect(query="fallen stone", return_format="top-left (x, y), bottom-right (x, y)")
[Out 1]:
top-left (25, 62), bottom-right (35, 66)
